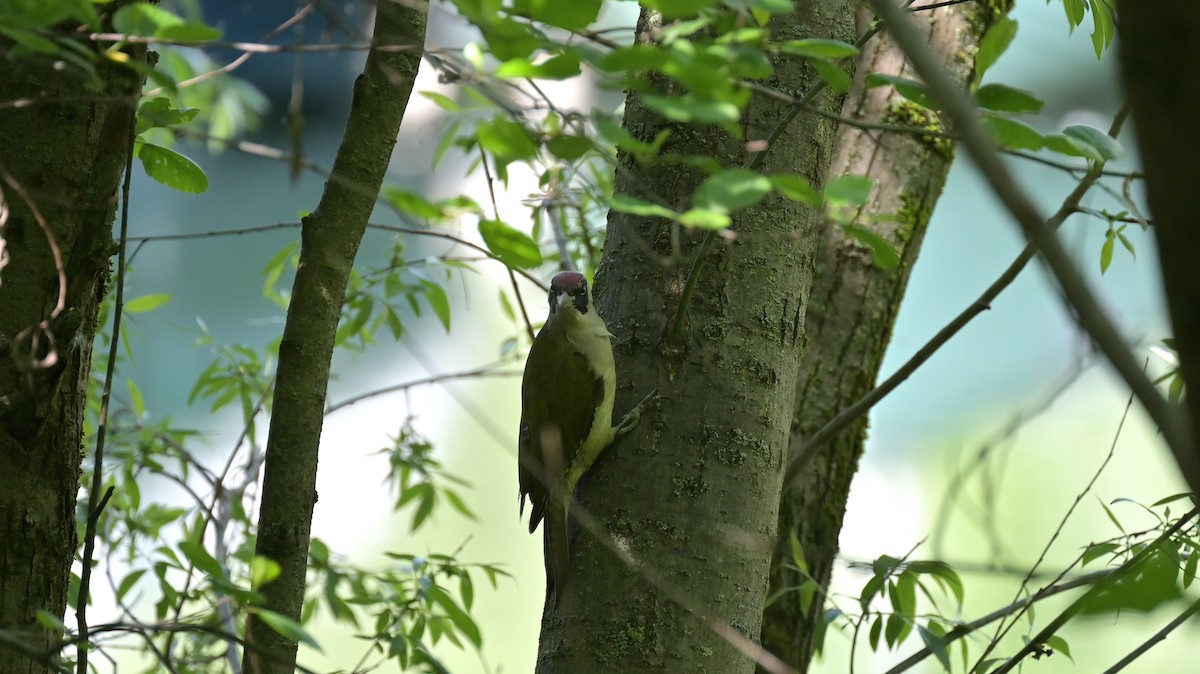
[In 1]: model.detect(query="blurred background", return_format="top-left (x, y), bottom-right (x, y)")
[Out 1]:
top-left (113, 0), bottom-right (1190, 671)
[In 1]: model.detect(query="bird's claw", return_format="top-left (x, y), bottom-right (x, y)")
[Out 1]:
top-left (614, 388), bottom-right (659, 440)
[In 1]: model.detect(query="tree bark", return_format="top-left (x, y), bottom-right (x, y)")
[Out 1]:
top-left (762, 5), bottom-right (1008, 670)
top-left (0, 19), bottom-right (143, 674)
top-left (534, 2), bottom-right (853, 671)
top-left (1116, 2), bottom-right (1200, 486)
top-left (241, 3), bottom-right (427, 673)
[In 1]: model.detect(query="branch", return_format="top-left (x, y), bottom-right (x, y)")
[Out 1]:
top-left (865, 0), bottom-right (1197, 490)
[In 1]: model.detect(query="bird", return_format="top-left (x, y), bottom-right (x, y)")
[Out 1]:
top-left (518, 270), bottom-right (616, 603)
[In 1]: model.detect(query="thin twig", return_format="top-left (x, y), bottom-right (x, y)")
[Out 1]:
top-left (1102, 596), bottom-right (1200, 674)
top-left (989, 507), bottom-right (1199, 674)
top-left (75, 117), bottom-right (139, 674)
top-left (325, 363), bottom-right (520, 414)
top-left (974, 377), bottom-right (1137, 670)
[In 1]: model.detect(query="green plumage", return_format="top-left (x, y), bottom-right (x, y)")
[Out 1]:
top-left (518, 272), bottom-right (615, 602)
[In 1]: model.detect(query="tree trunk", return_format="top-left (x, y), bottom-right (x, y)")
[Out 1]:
top-left (1116, 1), bottom-right (1200, 488)
top-left (0, 25), bottom-right (143, 674)
top-left (762, 5), bottom-right (1008, 671)
top-left (534, 2), bottom-right (853, 671)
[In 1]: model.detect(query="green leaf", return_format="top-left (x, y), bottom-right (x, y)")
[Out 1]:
top-left (420, 91), bottom-right (459, 112)
top-left (771, 174), bottom-right (821, 207)
top-left (693, 168), bottom-right (772, 212)
top-left (747, 0), bottom-right (792, 15)
top-left (138, 142), bottom-right (209, 193)
top-left (979, 113), bottom-right (1044, 152)
top-left (546, 134), bottom-right (593, 161)
top-left (383, 187), bottom-right (444, 220)
top-left (677, 208), bottom-right (731, 230)
top-left (158, 22), bottom-right (222, 42)
top-left (1080, 548), bottom-right (1183, 614)
top-left (113, 3), bottom-right (183, 37)
top-left (36, 609), bottom-right (67, 633)
top-left (919, 624), bottom-right (952, 671)
top-left (1063, 0), bottom-right (1086, 27)
top-left (1100, 233), bottom-right (1115, 274)
top-left (1099, 497), bottom-right (1126, 533)
top-left (478, 219), bottom-right (543, 269)
top-left (866, 74), bottom-right (936, 109)
top-left (124, 293), bottom-right (171, 314)
top-left (906, 560), bottom-right (964, 609)
top-left (824, 175), bottom-right (873, 206)
top-left (640, 0), bottom-right (721, 19)
top-left (643, 94), bottom-right (741, 126)
top-left (596, 45), bottom-right (669, 73)
top-left (478, 18), bottom-right (540, 61)
top-left (512, 0), bottom-right (601, 30)
top-left (178, 540), bottom-right (226, 581)
top-left (0, 27), bottom-right (60, 54)
top-left (975, 18), bottom-right (1017, 84)
top-left (1045, 635), bottom-right (1074, 661)
top-left (1185, 548), bottom-right (1198, 589)
top-left (495, 52), bottom-right (581, 80)
top-left (809, 59), bottom-right (850, 93)
top-left (1063, 124), bottom-right (1125, 161)
top-left (137, 97), bottom-right (199, 134)
top-left (114, 568), bottom-right (147, 604)
top-left (256, 608), bottom-right (323, 652)
top-left (475, 119), bottom-right (537, 167)
top-left (427, 586), bottom-right (482, 647)
top-left (1090, 0), bottom-right (1115, 60)
top-left (975, 83), bottom-right (1043, 113)
top-left (842, 225), bottom-right (899, 270)
top-left (609, 194), bottom-right (676, 220)
top-left (421, 281), bottom-right (452, 333)
top-left (778, 39), bottom-right (858, 60)
top-left (251, 556), bottom-right (281, 587)
top-left (1081, 542), bottom-right (1119, 567)
top-left (1043, 133), bottom-right (1102, 161)
top-left (127, 379), bottom-right (145, 417)
top-left (868, 614), bottom-right (883, 651)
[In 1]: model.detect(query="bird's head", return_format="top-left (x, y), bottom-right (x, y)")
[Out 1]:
top-left (548, 271), bottom-right (592, 317)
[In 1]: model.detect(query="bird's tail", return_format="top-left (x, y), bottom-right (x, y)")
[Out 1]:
top-left (544, 494), bottom-right (570, 606)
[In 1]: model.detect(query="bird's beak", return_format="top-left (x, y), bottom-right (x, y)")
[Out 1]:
top-left (554, 291), bottom-right (575, 312)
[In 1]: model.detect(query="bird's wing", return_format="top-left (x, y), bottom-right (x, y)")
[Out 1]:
top-left (518, 322), bottom-right (608, 535)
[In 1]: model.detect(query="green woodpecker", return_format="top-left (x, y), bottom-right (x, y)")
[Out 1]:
top-left (519, 271), bottom-right (616, 601)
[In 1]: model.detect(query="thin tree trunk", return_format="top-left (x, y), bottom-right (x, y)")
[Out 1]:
top-left (534, 2), bottom-right (853, 672)
top-left (0, 20), bottom-right (144, 674)
top-left (241, 3), bottom-right (427, 673)
top-left (762, 5), bottom-right (1008, 670)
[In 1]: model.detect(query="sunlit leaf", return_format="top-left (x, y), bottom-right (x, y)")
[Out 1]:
top-left (124, 293), bottom-right (171, 314)
top-left (693, 168), bottom-right (772, 212)
top-left (478, 219), bottom-right (543, 269)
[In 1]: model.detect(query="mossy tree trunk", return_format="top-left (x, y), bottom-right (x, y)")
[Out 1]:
top-left (761, 5), bottom-right (1011, 671)
top-left (0, 18), bottom-right (144, 674)
top-left (533, 2), bottom-right (853, 671)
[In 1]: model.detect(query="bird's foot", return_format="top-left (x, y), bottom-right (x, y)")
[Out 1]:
top-left (614, 388), bottom-right (659, 441)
